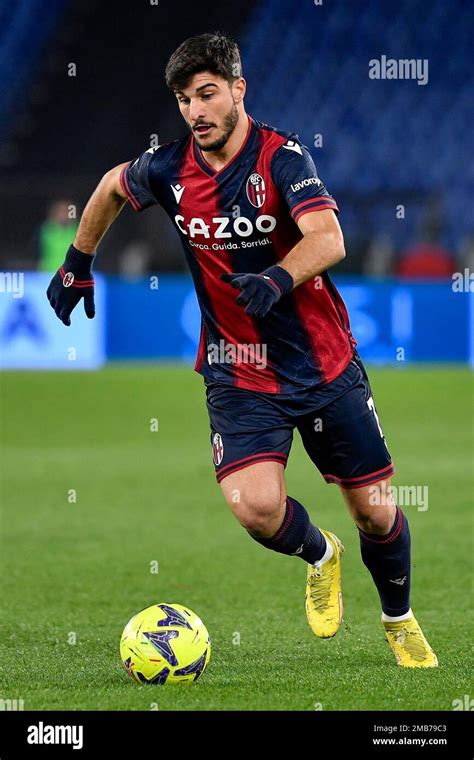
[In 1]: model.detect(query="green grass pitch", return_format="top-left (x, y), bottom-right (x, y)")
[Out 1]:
top-left (0, 365), bottom-right (472, 710)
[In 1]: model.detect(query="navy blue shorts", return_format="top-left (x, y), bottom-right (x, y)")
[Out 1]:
top-left (205, 352), bottom-right (395, 488)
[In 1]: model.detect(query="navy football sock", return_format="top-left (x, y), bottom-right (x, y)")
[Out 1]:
top-left (247, 496), bottom-right (327, 563)
top-left (358, 507), bottom-right (411, 616)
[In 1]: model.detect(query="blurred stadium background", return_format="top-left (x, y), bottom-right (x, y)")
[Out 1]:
top-left (0, 0), bottom-right (472, 711)
top-left (0, 0), bottom-right (473, 368)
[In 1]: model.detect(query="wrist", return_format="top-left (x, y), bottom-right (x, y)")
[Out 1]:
top-left (261, 265), bottom-right (294, 295)
top-left (65, 244), bottom-right (95, 274)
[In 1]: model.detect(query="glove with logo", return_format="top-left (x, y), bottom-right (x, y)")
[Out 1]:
top-left (221, 265), bottom-right (294, 317)
top-left (46, 245), bottom-right (96, 326)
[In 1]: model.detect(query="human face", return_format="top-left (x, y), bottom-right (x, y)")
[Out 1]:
top-left (175, 71), bottom-right (244, 152)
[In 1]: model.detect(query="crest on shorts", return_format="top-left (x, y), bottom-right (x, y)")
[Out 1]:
top-left (212, 432), bottom-right (224, 466)
top-left (246, 172), bottom-right (266, 208)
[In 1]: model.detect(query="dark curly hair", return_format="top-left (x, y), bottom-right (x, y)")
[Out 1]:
top-left (165, 32), bottom-right (243, 92)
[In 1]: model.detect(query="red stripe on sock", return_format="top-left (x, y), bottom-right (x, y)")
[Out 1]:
top-left (273, 497), bottom-right (294, 541)
top-left (359, 507), bottom-right (404, 544)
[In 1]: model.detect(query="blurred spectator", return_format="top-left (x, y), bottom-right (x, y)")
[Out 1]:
top-left (458, 232), bottom-right (474, 272)
top-left (36, 199), bottom-right (78, 272)
top-left (363, 233), bottom-right (395, 277)
top-left (396, 241), bottom-right (456, 278)
top-left (395, 196), bottom-right (456, 279)
top-left (118, 241), bottom-right (153, 279)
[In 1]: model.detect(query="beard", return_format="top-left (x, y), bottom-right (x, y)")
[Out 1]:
top-left (194, 102), bottom-right (239, 152)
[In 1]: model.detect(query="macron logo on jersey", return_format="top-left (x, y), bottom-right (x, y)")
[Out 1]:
top-left (129, 145), bottom-right (160, 171)
top-left (282, 140), bottom-right (302, 155)
top-left (171, 183), bottom-right (185, 203)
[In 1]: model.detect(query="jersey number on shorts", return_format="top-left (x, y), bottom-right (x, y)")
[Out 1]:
top-left (367, 396), bottom-right (385, 440)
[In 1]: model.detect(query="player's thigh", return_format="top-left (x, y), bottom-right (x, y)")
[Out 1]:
top-left (219, 460), bottom-right (287, 529)
top-left (205, 382), bottom-right (293, 517)
top-left (296, 357), bottom-right (395, 490)
top-left (206, 382), bottom-right (293, 484)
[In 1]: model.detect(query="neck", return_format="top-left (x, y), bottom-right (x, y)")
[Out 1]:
top-left (199, 111), bottom-right (250, 171)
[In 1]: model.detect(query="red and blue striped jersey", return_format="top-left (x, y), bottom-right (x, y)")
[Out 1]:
top-left (120, 115), bottom-right (356, 393)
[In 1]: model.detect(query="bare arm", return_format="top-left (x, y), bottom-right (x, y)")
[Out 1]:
top-left (73, 162), bottom-right (130, 254)
top-left (46, 161), bottom-right (133, 325)
top-left (278, 209), bottom-right (346, 287)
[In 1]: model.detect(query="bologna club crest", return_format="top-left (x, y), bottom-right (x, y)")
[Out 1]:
top-left (212, 432), bottom-right (224, 466)
top-left (246, 172), bottom-right (266, 208)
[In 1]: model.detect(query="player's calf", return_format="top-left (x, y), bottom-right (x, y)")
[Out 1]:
top-left (341, 479), bottom-right (410, 617)
top-left (341, 478), bottom-right (437, 665)
top-left (220, 460), bottom-right (345, 638)
top-left (219, 461), bottom-right (328, 563)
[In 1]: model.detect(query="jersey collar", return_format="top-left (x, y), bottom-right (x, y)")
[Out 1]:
top-left (193, 114), bottom-right (256, 179)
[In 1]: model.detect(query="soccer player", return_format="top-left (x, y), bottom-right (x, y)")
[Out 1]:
top-left (47, 32), bottom-right (437, 667)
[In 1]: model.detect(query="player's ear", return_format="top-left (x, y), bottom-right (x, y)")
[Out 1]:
top-left (232, 77), bottom-right (246, 103)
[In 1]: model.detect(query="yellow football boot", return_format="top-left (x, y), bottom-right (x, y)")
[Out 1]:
top-left (305, 530), bottom-right (344, 638)
top-left (383, 614), bottom-right (438, 667)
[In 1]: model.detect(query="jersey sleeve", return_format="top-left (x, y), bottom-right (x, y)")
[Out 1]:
top-left (119, 147), bottom-right (160, 212)
top-left (270, 139), bottom-right (339, 224)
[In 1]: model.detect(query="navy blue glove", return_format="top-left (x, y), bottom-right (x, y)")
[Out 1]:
top-left (46, 245), bottom-right (96, 326)
top-left (221, 265), bottom-right (294, 317)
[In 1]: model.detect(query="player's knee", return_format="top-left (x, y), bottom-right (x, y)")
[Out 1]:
top-left (219, 463), bottom-right (287, 536)
top-left (344, 479), bottom-right (397, 534)
top-left (355, 509), bottom-right (395, 535)
top-left (234, 491), bottom-right (286, 537)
